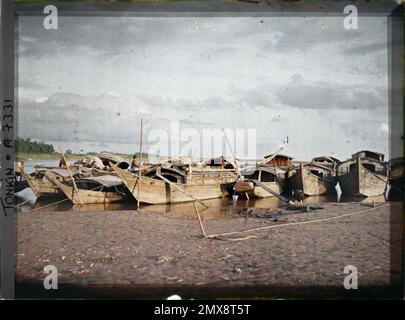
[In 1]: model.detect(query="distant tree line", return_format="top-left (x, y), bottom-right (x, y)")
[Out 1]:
top-left (133, 152), bottom-right (149, 159)
top-left (15, 138), bottom-right (55, 154)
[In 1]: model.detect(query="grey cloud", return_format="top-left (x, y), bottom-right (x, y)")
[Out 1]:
top-left (18, 92), bottom-right (232, 144)
top-left (342, 41), bottom-right (386, 55)
top-left (239, 88), bottom-right (276, 109)
top-left (236, 74), bottom-right (387, 111)
top-left (17, 16), bottom-right (389, 158)
top-left (18, 76), bottom-right (48, 90)
top-left (260, 17), bottom-right (386, 54)
top-left (274, 82), bottom-right (386, 110)
top-left (19, 92), bottom-right (141, 143)
top-left (338, 120), bottom-right (388, 154)
top-left (18, 17), bottom-right (183, 58)
top-left (18, 17), bottom-right (260, 60)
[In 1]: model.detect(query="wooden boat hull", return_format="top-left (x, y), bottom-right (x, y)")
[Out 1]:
top-left (289, 165), bottom-right (337, 196)
top-left (55, 181), bottom-right (124, 205)
top-left (114, 166), bottom-right (233, 204)
top-left (235, 181), bottom-right (283, 198)
top-left (21, 166), bottom-right (84, 198)
top-left (338, 161), bottom-right (388, 197)
top-left (21, 172), bottom-right (62, 198)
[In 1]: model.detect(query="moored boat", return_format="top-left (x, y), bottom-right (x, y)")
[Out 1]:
top-left (337, 151), bottom-right (388, 197)
top-left (51, 175), bottom-right (126, 205)
top-left (257, 153), bottom-right (293, 191)
top-left (234, 166), bottom-right (284, 198)
top-left (311, 156), bottom-right (341, 171)
top-left (288, 162), bottom-right (337, 196)
top-left (113, 160), bottom-right (239, 204)
top-left (21, 168), bottom-right (73, 198)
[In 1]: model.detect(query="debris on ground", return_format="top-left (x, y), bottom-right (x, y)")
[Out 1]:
top-left (283, 204), bottom-right (324, 212)
top-left (233, 267), bottom-right (242, 274)
top-left (234, 205), bottom-right (324, 219)
top-left (157, 255), bottom-right (174, 263)
top-left (234, 207), bottom-right (283, 219)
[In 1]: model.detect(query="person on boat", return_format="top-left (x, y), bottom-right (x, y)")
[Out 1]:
top-left (290, 189), bottom-right (305, 204)
top-left (58, 158), bottom-right (67, 168)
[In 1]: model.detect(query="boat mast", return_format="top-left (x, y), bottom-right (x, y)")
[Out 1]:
top-left (137, 118), bottom-right (144, 210)
top-left (61, 150), bottom-right (83, 205)
top-left (222, 128), bottom-right (239, 176)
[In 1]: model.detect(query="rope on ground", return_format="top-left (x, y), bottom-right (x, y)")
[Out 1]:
top-left (325, 201), bottom-right (380, 207)
top-left (15, 197), bottom-right (35, 208)
top-left (212, 235), bottom-right (258, 241)
top-left (27, 197), bottom-right (70, 212)
top-left (206, 203), bottom-right (390, 240)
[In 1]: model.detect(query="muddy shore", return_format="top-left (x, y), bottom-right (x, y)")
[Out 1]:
top-left (15, 202), bottom-right (403, 299)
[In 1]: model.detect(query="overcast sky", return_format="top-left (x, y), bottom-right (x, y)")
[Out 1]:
top-left (18, 15), bottom-right (390, 161)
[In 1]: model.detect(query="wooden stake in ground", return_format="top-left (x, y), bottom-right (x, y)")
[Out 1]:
top-left (137, 118), bottom-right (144, 210)
top-left (61, 150), bottom-right (83, 205)
top-left (155, 173), bottom-right (208, 238)
top-left (193, 202), bottom-right (206, 238)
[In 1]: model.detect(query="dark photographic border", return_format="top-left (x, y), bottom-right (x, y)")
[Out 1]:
top-left (1, 0), bottom-right (403, 299)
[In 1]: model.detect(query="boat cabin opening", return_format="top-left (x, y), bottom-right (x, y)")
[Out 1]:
top-left (204, 157), bottom-right (236, 169)
top-left (303, 163), bottom-right (334, 179)
top-left (244, 168), bottom-right (278, 182)
top-left (144, 167), bottom-right (187, 184)
top-left (312, 156), bottom-right (340, 165)
top-left (75, 180), bottom-right (104, 192)
top-left (348, 161), bottom-right (386, 175)
top-left (159, 172), bottom-right (184, 183)
top-left (310, 169), bottom-right (326, 178)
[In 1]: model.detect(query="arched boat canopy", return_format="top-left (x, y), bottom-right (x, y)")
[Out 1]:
top-left (77, 175), bottom-right (123, 188)
top-left (312, 156), bottom-right (341, 164)
top-left (351, 150), bottom-right (385, 162)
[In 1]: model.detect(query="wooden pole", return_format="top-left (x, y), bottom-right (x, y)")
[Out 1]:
top-left (222, 129), bottom-right (238, 174)
top-left (193, 202), bottom-right (206, 238)
top-left (300, 162), bottom-right (305, 195)
top-left (137, 118), bottom-right (144, 210)
top-left (61, 150), bottom-right (83, 205)
top-left (21, 171), bottom-right (39, 196)
top-left (156, 170), bottom-right (208, 238)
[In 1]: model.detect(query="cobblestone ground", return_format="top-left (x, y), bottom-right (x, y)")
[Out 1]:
top-left (15, 202), bottom-right (403, 298)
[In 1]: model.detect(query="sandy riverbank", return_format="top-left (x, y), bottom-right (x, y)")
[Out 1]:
top-left (15, 202), bottom-right (403, 298)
